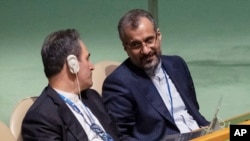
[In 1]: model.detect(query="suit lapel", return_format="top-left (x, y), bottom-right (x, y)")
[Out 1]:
top-left (47, 87), bottom-right (88, 141)
top-left (81, 91), bottom-right (114, 136)
top-left (138, 77), bottom-right (175, 124)
top-left (161, 58), bottom-right (195, 113)
top-left (58, 105), bottom-right (88, 141)
top-left (128, 61), bottom-right (175, 124)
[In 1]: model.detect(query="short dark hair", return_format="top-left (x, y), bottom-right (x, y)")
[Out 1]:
top-left (118, 9), bottom-right (158, 41)
top-left (41, 29), bottom-right (82, 78)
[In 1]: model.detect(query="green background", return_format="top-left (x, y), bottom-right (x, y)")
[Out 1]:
top-left (0, 0), bottom-right (249, 125)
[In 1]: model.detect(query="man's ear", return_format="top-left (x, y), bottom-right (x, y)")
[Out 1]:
top-left (157, 28), bottom-right (162, 41)
top-left (122, 43), bottom-right (128, 51)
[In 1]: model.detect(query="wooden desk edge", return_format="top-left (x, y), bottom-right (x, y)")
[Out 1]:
top-left (191, 120), bottom-right (250, 141)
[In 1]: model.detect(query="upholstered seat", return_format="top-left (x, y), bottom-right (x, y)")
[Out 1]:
top-left (0, 120), bottom-right (16, 141)
top-left (91, 61), bottom-right (120, 95)
top-left (9, 96), bottom-right (37, 141)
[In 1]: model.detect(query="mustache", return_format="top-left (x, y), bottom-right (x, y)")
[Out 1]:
top-left (140, 51), bottom-right (155, 60)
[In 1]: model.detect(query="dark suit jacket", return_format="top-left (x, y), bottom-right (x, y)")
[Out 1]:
top-left (22, 86), bottom-right (119, 141)
top-left (102, 55), bottom-right (209, 141)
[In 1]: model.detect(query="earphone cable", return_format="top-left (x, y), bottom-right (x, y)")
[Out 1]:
top-left (75, 73), bottom-right (82, 100)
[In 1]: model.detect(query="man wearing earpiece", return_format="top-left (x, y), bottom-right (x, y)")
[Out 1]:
top-left (22, 29), bottom-right (119, 141)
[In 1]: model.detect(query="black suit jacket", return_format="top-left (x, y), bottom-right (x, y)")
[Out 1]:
top-left (102, 55), bottom-right (209, 141)
top-left (22, 86), bottom-right (119, 141)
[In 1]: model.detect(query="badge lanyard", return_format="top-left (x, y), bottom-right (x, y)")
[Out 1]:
top-left (162, 67), bottom-right (174, 118)
top-left (58, 94), bottom-right (113, 141)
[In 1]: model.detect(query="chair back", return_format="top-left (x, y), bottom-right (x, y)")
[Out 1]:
top-left (91, 61), bottom-right (120, 94)
top-left (9, 97), bottom-right (37, 141)
top-left (0, 120), bottom-right (16, 141)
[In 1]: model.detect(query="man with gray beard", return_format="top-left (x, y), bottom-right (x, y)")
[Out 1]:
top-left (102, 9), bottom-right (209, 141)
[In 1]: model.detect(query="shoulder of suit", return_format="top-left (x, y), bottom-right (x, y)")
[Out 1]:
top-left (83, 89), bottom-right (101, 98)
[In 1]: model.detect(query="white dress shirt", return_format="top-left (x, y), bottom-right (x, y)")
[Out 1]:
top-left (145, 62), bottom-right (200, 133)
top-left (55, 89), bottom-right (105, 141)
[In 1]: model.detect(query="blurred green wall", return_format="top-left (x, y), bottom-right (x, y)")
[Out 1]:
top-left (0, 0), bottom-right (249, 125)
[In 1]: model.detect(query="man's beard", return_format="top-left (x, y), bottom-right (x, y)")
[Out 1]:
top-left (142, 51), bottom-right (161, 72)
top-left (143, 57), bottom-right (160, 72)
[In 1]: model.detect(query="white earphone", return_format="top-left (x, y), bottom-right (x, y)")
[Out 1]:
top-left (67, 55), bottom-right (79, 74)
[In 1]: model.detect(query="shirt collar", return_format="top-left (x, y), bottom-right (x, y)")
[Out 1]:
top-left (54, 88), bottom-right (80, 103)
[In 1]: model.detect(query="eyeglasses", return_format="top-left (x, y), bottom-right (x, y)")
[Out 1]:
top-left (90, 123), bottom-right (113, 141)
top-left (125, 34), bottom-right (158, 50)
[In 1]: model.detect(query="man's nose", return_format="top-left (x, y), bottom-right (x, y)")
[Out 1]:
top-left (140, 43), bottom-right (151, 54)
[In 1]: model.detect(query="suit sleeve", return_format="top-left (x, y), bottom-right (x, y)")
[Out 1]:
top-left (102, 74), bottom-right (139, 141)
top-left (22, 110), bottom-right (63, 141)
